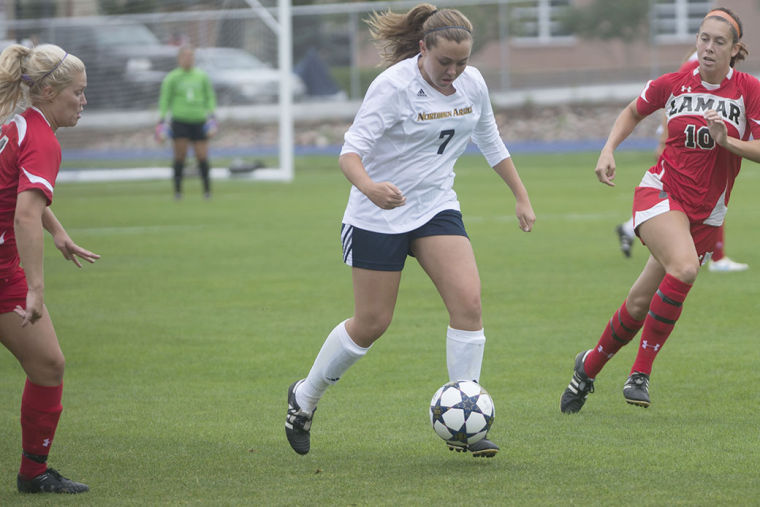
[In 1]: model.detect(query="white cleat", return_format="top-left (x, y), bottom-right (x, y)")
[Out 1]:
top-left (708, 257), bottom-right (749, 272)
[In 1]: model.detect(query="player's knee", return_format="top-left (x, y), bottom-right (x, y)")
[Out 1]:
top-left (25, 352), bottom-right (65, 385)
top-left (669, 260), bottom-right (699, 285)
top-left (354, 312), bottom-right (393, 343)
top-left (451, 293), bottom-right (482, 328)
top-left (625, 295), bottom-right (650, 321)
top-left (467, 293), bottom-right (482, 317)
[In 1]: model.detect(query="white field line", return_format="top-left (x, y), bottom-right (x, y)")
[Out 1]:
top-left (57, 167), bottom-right (288, 183)
top-left (466, 212), bottom-right (620, 223)
top-left (70, 224), bottom-right (207, 235)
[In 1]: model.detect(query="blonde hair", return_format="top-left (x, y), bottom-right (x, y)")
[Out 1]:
top-left (366, 3), bottom-right (473, 67)
top-left (0, 43), bottom-right (85, 119)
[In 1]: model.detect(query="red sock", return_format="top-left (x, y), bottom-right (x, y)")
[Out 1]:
top-left (19, 380), bottom-right (63, 480)
top-left (584, 300), bottom-right (645, 378)
top-left (630, 274), bottom-right (692, 376)
top-left (712, 225), bottom-right (725, 261)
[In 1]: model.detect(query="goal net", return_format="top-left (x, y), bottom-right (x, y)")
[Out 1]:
top-left (1, 0), bottom-right (295, 183)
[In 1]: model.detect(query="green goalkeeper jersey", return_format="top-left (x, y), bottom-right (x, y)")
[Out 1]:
top-left (158, 67), bottom-right (216, 123)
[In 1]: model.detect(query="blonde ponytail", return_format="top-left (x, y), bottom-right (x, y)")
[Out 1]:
top-left (0, 43), bottom-right (84, 119)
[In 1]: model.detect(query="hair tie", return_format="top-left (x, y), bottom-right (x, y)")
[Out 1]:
top-left (37, 52), bottom-right (69, 84)
top-left (21, 74), bottom-right (35, 86)
top-left (705, 10), bottom-right (741, 38)
top-left (424, 25), bottom-right (471, 36)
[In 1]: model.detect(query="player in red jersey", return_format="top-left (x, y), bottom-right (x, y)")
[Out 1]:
top-left (561, 7), bottom-right (760, 413)
top-left (617, 49), bottom-right (749, 271)
top-left (0, 43), bottom-right (99, 493)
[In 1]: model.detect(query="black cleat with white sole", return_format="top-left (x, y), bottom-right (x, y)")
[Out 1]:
top-left (561, 350), bottom-right (595, 414)
top-left (447, 438), bottom-right (499, 458)
top-left (285, 379), bottom-right (316, 455)
top-left (623, 372), bottom-right (651, 407)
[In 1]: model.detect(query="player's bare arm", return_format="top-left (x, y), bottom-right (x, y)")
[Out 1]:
top-left (13, 190), bottom-right (47, 325)
top-left (51, 232), bottom-right (100, 269)
top-left (596, 100), bottom-right (647, 186)
top-left (492, 157), bottom-right (535, 232)
top-left (42, 208), bottom-right (100, 268)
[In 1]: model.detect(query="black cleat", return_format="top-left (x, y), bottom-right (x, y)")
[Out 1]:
top-left (623, 372), bottom-right (651, 407)
top-left (447, 438), bottom-right (499, 458)
top-left (616, 224), bottom-right (634, 258)
top-left (17, 468), bottom-right (89, 494)
top-left (467, 438), bottom-right (499, 458)
top-left (285, 379), bottom-right (315, 455)
top-left (561, 350), bottom-right (595, 414)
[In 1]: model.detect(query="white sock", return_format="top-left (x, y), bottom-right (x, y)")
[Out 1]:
top-left (446, 326), bottom-right (486, 382)
top-left (622, 217), bottom-right (635, 237)
top-left (296, 319), bottom-right (369, 412)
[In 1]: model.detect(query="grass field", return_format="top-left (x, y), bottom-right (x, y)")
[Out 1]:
top-left (1, 151), bottom-right (759, 505)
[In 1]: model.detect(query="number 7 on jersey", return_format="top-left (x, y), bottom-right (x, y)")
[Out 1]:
top-left (438, 129), bottom-right (455, 154)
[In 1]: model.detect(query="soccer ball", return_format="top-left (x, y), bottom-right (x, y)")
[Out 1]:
top-left (429, 380), bottom-right (495, 445)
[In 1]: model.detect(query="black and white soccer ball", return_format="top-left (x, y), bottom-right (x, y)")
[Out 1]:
top-left (429, 380), bottom-right (495, 445)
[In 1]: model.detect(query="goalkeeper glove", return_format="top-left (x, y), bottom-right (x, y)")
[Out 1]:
top-left (203, 115), bottom-right (218, 138)
top-left (155, 120), bottom-right (170, 142)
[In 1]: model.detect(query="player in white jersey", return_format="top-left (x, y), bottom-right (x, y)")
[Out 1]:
top-left (285, 3), bottom-right (535, 458)
top-left (341, 53), bottom-right (515, 234)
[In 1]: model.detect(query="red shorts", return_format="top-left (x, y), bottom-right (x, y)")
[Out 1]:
top-left (632, 186), bottom-right (720, 264)
top-left (0, 266), bottom-right (27, 314)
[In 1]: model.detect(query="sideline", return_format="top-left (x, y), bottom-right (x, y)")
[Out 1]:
top-left (57, 166), bottom-right (289, 183)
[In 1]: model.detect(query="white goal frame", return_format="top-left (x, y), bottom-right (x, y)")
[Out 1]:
top-left (4, 2), bottom-right (295, 184)
top-left (240, 0), bottom-right (294, 182)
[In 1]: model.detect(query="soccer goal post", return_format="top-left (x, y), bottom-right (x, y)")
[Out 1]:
top-left (233, 0), bottom-right (294, 182)
top-left (4, 1), bottom-right (296, 184)
top-left (276, 0), bottom-right (294, 182)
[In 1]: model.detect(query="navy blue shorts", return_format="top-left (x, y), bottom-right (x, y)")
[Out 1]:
top-left (171, 119), bottom-right (207, 141)
top-left (340, 209), bottom-right (468, 271)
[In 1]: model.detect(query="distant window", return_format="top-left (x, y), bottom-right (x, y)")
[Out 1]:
top-left (511, 0), bottom-right (574, 43)
top-left (654, 0), bottom-right (712, 42)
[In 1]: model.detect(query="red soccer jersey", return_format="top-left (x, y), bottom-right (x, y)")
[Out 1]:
top-left (636, 64), bottom-right (760, 224)
top-left (0, 108), bottom-right (61, 276)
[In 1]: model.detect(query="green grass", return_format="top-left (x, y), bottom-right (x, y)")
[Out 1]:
top-left (60, 156), bottom-right (283, 171)
top-left (1, 151), bottom-right (759, 505)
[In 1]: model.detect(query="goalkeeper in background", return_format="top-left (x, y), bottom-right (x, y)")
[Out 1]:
top-left (157, 44), bottom-right (217, 200)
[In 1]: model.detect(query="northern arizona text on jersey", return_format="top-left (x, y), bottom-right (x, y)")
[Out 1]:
top-left (417, 106), bottom-right (474, 121)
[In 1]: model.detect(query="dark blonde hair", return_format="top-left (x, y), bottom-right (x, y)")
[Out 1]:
top-left (701, 7), bottom-right (748, 67)
top-left (366, 3), bottom-right (473, 67)
top-left (0, 43), bottom-right (85, 119)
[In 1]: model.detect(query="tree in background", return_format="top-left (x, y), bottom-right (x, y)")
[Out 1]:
top-left (562, 0), bottom-right (649, 43)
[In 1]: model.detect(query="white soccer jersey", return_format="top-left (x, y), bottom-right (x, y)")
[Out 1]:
top-left (340, 55), bottom-right (509, 233)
